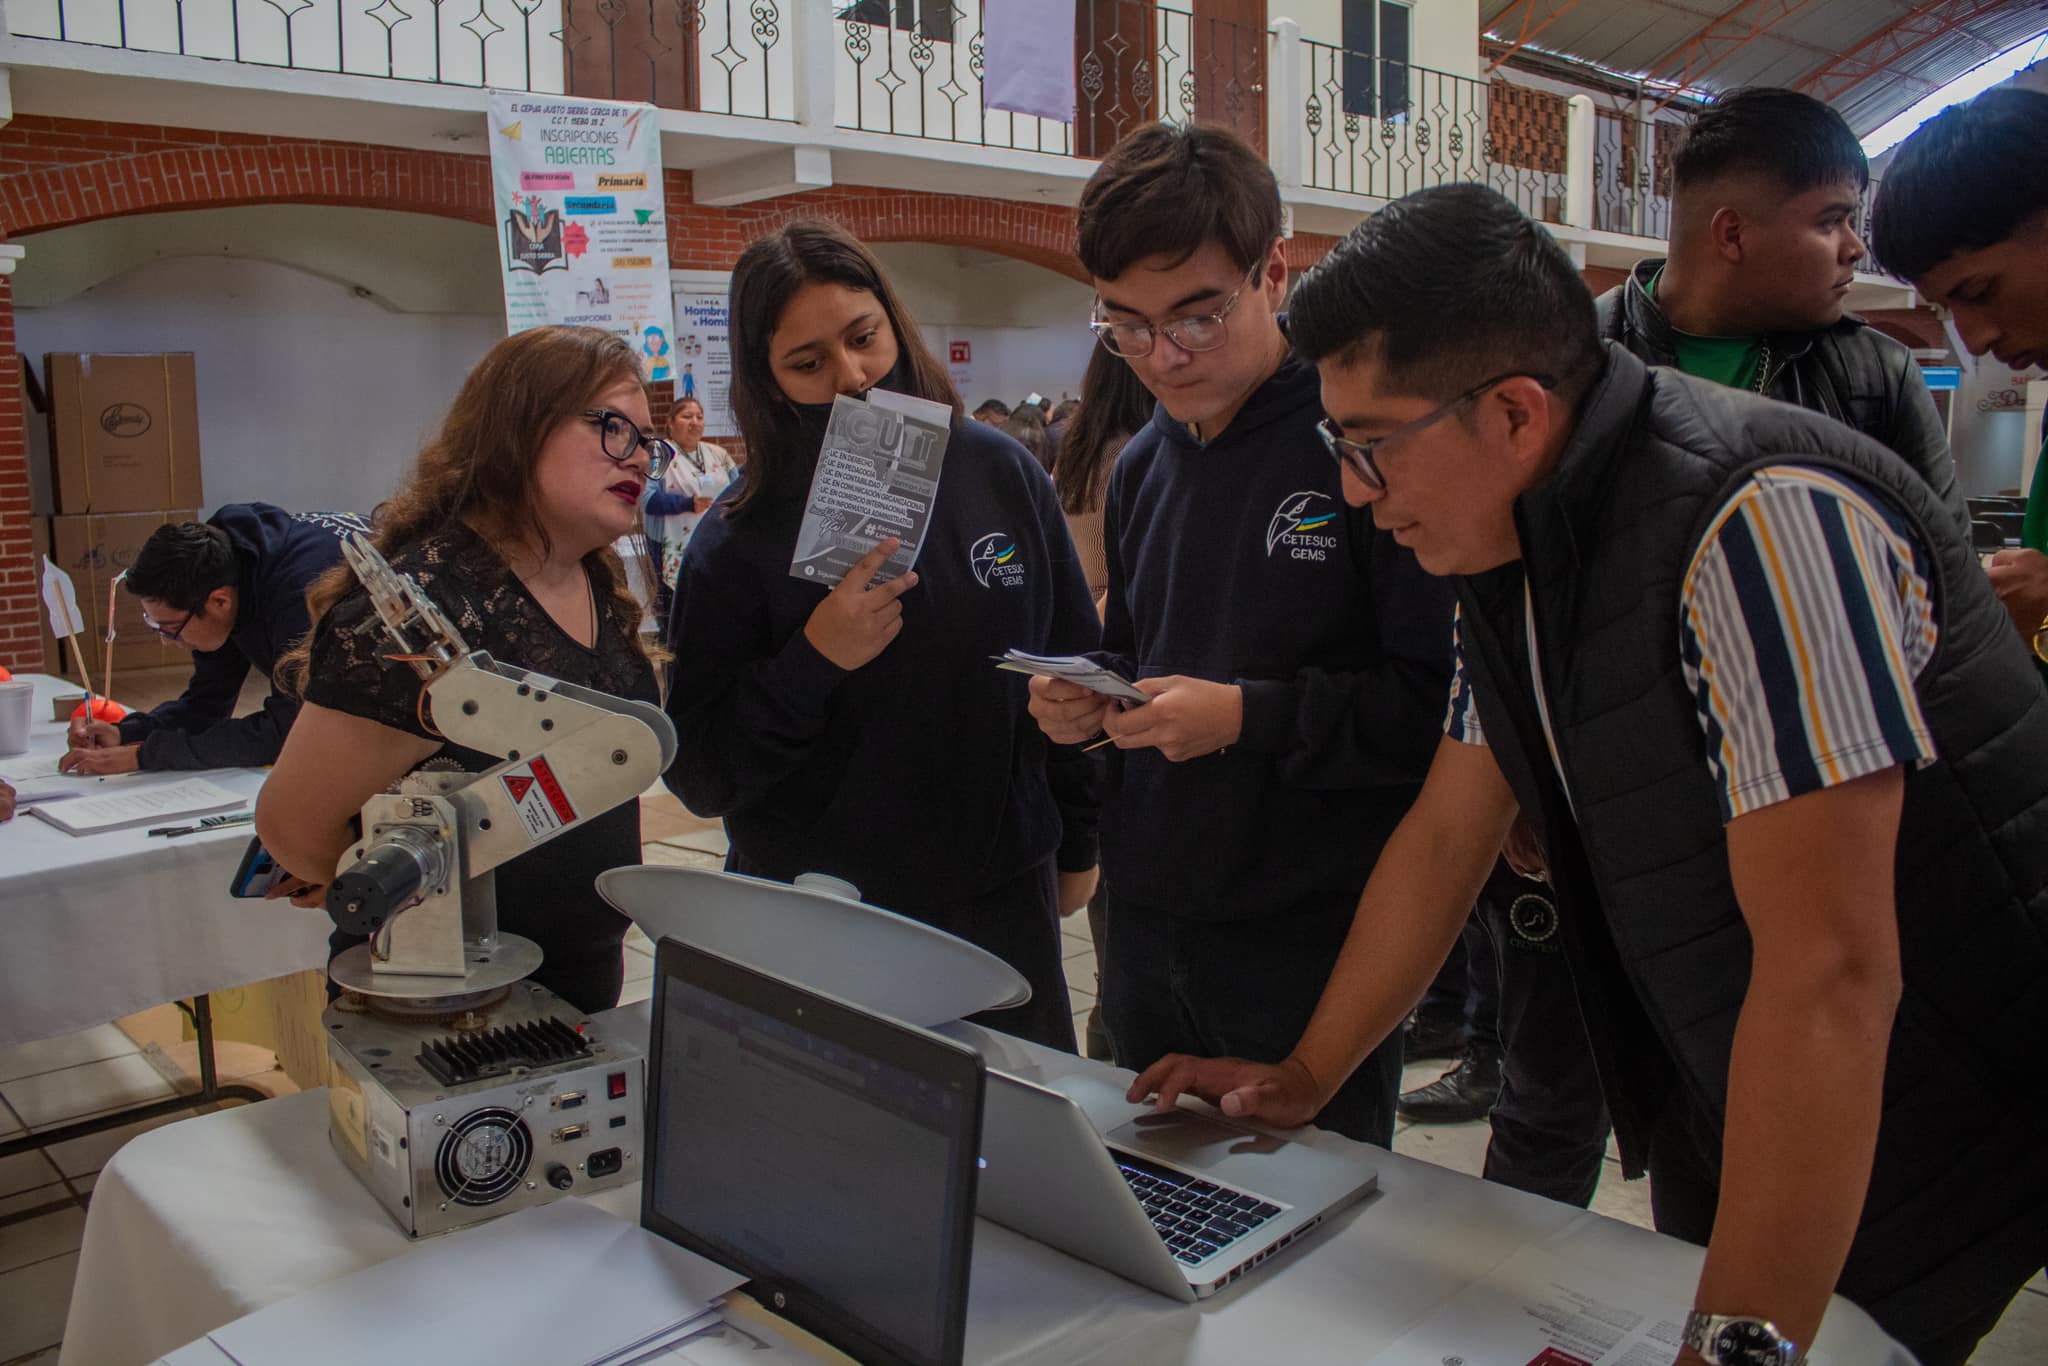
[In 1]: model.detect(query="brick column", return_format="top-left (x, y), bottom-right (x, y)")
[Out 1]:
top-left (0, 272), bottom-right (40, 674)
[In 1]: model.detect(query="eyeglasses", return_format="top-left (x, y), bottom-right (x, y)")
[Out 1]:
top-left (1317, 373), bottom-right (1556, 492)
top-left (585, 409), bottom-right (674, 480)
top-left (140, 608), bottom-right (193, 643)
top-left (1089, 263), bottom-right (1265, 358)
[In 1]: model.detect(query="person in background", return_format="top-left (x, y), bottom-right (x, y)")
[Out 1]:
top-left (1051, 339), bottom-right (1158, 1061)
top-left (1601, 86), bottom-right (1961, 529)
top-left (999, 402), bottom-right (1054, 473)
top-left (257, 326), bottom-right (668, 1014)
top-left (1872, 87), bottom-right (2048, 663)
top-left (1135, 185), bottom-right (2048, 1366)
top-left (972, 397), bottom-right (1011, 425)
top-left (645, 395), bottom-right (738, 637)
top-left (664, 218), bottom-right (1101, 1052)
top-left (1047, 396), bottom-right (1081, 457)
top-left (60, 504), bottom-right (366, 775)
top-left (1028, 123), bottom-right (1453, 1144)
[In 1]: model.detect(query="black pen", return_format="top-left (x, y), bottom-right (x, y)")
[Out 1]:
top-left (148, 812), bottom-right (255, 838)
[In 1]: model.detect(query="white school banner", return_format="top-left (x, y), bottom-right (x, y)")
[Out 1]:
top-left (488, 91), bottom-right (676, 379)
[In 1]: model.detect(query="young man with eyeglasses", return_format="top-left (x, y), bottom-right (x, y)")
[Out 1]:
top-left (1132, 184), bottom-right (2048, 1366)
top-left (60, 504), bottom-right (367, 774)
top-left (1027, 122), bottom-right (1452, 1145)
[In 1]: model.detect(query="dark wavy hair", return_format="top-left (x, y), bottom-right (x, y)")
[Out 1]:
top-left (1054, 342), bottom-right (1155, 514)
top-left (1873, 88), bottom-right (2048, 281)
top-left (127, 520), bottom-right (237, 613)
top-left (722, 218), bottom-right (961, 518)
top-left (284, 325), bottom-right (662, 686)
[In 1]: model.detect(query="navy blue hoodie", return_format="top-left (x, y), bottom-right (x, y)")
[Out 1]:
top-left (1097, 354), bottom-right (1453, 920)
top-left (664, 417), bottom-right (1100, 912)
top-left (118, 504), bottom-right (365, 769)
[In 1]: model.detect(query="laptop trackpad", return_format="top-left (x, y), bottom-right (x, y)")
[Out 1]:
top-left (1107, 1108), bottom-right (1286, 1163)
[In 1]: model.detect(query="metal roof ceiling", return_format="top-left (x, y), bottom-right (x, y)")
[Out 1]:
top-left (1481, 0), bottom-right (2048, 133)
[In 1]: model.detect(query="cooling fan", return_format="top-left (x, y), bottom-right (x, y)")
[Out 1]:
top-left (434, 1106), bottom-right (534, 1206)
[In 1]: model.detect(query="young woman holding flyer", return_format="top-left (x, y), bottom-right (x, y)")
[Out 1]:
top-left (663, 218), bottom-right (1099, 1051)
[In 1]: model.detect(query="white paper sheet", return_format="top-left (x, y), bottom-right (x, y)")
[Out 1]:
top-left (205, 1199), bottom-right (746, 1366)
top-left (27, 776), bottom-right (244, 835)
top-left (1363, 1242), bottom-right (1830, 1366)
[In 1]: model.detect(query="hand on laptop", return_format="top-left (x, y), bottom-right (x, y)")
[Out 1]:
top-left (1126, 1053), bottom-right (1327, 1130)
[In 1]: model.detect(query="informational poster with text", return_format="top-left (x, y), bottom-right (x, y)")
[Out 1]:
top-left (670, 288), bottom-right (735, 436)
top-left (488, 91), bottom-right (675, 379)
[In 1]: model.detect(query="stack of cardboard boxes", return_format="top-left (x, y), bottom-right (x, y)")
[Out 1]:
top-left (33, 353), bottom-right (204, 680)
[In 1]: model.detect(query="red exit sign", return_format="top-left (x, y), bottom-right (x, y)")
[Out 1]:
top-left (949, 340), bottom-right (971, 365)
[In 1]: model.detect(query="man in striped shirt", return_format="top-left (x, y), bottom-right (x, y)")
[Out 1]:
top-left (1130, 186), bottom-right (2048, 1365)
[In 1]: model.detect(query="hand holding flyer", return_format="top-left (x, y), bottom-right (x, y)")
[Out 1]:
top-left (993, 650), bottom-right (1150, 704)
top-left (789, 388), bottom-right (952, 587)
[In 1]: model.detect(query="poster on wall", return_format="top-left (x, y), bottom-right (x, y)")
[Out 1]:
top-left (671, 286), bottom-right (735, 437)
top-left (487, 91), bottom-right (675, 380)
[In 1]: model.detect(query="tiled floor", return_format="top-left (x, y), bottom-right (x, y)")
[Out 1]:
top-left (2, 783), bottom-right (2042, 1362)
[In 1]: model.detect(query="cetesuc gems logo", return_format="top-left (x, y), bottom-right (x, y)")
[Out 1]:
top-left (969, 532), bottom-right (1025, 588)
top-left (1266, 490), bottom-right (1338, 560)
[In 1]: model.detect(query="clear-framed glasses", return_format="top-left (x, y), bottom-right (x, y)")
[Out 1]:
top-left (584, 408), bottom-right (675, 480)
top-left (1317, 372), bottom-right (1556, 492)
top-left (1089, 262), bottom-right (1265, 358)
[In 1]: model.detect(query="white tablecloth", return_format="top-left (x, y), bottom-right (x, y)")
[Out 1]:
top-left (64, 1005), bottom-right (1913, 1366)
top-left (0, 674), bottom-right (332, 1049)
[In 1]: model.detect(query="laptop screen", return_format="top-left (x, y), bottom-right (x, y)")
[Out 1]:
top-left (643, 942), bottom-right (984, 1366)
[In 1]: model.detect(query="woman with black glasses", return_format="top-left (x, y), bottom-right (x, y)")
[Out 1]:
top-left (257, 326), bottom-right (672, 1012)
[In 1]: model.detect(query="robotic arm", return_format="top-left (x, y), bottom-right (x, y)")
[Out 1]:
top-left (324, 533), bottom-right (677, 999)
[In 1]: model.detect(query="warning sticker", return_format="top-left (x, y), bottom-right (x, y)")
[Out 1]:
top-left (502, 755), bottom-right (578, 840)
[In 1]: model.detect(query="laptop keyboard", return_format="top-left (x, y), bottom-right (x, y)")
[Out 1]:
top-left (1114, 1152), bottom-right (1285, 1267)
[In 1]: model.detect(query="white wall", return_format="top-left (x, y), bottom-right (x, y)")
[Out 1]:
top-left (20, 255), bottom-right (502, 518)
top-left (869, 243), bottom-right (1097, 408)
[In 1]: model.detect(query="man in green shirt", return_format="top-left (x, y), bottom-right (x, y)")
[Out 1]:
top-left (1598, 87), bottom-right (1962, 525)
top-left (1873, 88), bottom-right (2048, 669)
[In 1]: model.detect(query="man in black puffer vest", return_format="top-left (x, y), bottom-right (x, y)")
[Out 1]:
top-left (1131, 187), bottom-right (2047, 1366)
top-left (1458, 85), bottom-right (1972, 1217)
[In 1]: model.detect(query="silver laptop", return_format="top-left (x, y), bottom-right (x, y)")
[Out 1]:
top-left (977, 1069), bottom-right (1377, 1301)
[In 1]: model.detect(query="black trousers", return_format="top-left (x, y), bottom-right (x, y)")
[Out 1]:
top-left (1101, 896), bottom-right (1403, 1147)
top-left (1476, 867), bottom-right (1612, 1208)
top-left (1414, 907), bottom-right (1502, 1053)
top-left (729, 851), bottom-right (1076, 1053)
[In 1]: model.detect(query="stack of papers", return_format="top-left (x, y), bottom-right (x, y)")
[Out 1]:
top-left (0, 759), bottom-right (105, 808)
top-left (26, 776), bottom-right (244, 836)
top-left (200, 1200), bottom-right (747, 1366)
top-left (992, 650), bottom-right (1150, 704)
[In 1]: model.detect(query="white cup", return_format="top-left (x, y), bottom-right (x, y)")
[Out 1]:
top-left (0, 681), bottom-right (32, 756)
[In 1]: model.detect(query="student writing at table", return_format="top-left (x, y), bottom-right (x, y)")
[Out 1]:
top-left (256, 327), bottom-right (670, 1013)
top-left (61, 504), bottom-right (367, 775)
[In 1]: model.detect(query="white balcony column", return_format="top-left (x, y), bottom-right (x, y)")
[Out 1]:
top-left (793, 0), bottom-right (841, 139)
top-left (1266, 18), bottom-right (1305, 201)
top-left (1564, 93), bottom-right (1595, 231)
top-left (0, 244), bottom-right (25, 276)
top-left (0, 68), bottom-right (13, 133)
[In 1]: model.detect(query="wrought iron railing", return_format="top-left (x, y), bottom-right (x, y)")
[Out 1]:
top-left (834, 1), bottom-right (1262, 159)
top-left (1298, 38), bottom-right (1568, 225)
top-left (1588, 108), bottom-right (1676, 241)
top-left (4, 0), bottom-right (793, 117)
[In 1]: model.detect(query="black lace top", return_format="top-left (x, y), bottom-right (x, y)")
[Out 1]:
top-left (305, 521), bottom-right (658, 1011)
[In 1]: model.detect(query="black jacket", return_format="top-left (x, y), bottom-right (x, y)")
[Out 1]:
top-left (1454, 343), bottom-right (2048, 1346)
top-left (118, 505), bottom-right (364, 769)
top-left (1095, 354), bottom-right (1452, 920)
top-left (664, 418), bottom-right (1100, 913)
top-left (1596, 259), bottom-right (1966, 535)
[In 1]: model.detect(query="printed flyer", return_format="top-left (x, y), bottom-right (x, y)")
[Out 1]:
top-left (671, 288), bottom-right (735, 436)
top-left (488, 91), bottom-right (675, 378)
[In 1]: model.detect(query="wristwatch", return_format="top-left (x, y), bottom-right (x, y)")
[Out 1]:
top-left (1682, 1310), bottom-right (1802, 1365)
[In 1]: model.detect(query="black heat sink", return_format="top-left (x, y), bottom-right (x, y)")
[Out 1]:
top-left (418, 1017), bottom-right (593, 1086)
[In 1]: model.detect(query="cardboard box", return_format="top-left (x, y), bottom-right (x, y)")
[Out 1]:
top-left (46, 353), bottom-right (203, 514)
top-left (42, 509), bottom-right (200, 675)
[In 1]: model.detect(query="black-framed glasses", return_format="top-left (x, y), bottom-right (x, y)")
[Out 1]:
top-left (1318, 373), bottom-right (1556, 492)
top-left (140, 608), bottom-right (193, 643)
top-left (1089, 262), bottom-right (1265, 358)
top-left (585, 409), bottom-right (674, 480)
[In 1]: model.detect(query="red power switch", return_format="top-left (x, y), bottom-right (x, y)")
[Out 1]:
top-left (607, 1071), bottom-right (628, 1101)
